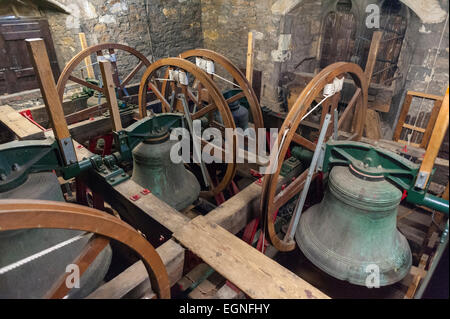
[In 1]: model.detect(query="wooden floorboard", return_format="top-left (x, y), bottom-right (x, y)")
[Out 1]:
top-left (173, 215), bottom-right (329, 299)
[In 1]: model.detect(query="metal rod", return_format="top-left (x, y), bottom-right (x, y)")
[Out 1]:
top-left (284, 114), bottom-right (332, 242)
top-left (333, 108), bottom-right (338, 140)
top-left (178, 94), bottom-right (211, 188)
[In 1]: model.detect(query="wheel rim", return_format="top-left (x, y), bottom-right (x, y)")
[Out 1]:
top-left (259, 62), bottom-right (368, 251)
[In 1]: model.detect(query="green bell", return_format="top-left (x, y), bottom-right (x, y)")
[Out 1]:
top-left (296, 165), bottom-right (412, 286)
top-left (131, 128), bottom-right (200, 211)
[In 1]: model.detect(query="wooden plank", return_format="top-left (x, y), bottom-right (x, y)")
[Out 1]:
top-left (365, 31), bottom-right (383, 82)
top-left (174, 216), bottom-right (329, 299)
top-left (205, 181), bottom-right (261, 234)
top-left (87, 239), bottom-right (185, 299)
top-left (417, 87), bottom-right (449, 188)
top-left (78, 33), bottom-right (94, 78)
top-left (246, 32), bottom-right (254, 85)
top-left (25, 38), bottom-right (70, 141)
top-left (420, 99), bottom-right (442, 148)
top-left (402, 123), bottom-right (426, 133)
top-left (113, 179), bottom-right (190, 233)
top-left (364, 109), bottom-right (381, 140)
top-left (87, 173), bottom-right (289, 299)
top-left (393, 93), bottom-right (413, 141)
top-left (99, 60), bottom-right (123, 131)
top-left (0, 105), bottom-right (44, 139)
top-left (408, 91), bottom-right (444, 101)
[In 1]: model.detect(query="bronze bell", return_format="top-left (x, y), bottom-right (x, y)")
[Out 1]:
top-left (296, 165), bottom-right (412, 286)
top-left (131, 128), bottom-right (200, 211)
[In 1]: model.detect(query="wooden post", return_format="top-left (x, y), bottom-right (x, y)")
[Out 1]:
top-left (78, 32), bottom-right (95, 79)
top-left (99, 61), bottom-right (123, 131)
top-left (365, 31), bottom-right (383, 84)
top-left (246, 31), bottom-right (254, 85)
top-left (26, 38), bottom-right (77, 165)
top-left (363, 31), bottom-right (383, 139)
top-left (416, 87), bottom-right (449, 188)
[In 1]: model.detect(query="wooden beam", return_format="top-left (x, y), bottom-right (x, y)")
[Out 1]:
top-left (246, 32), bottom-right (254, 85)
top-left (0, 105), bottom-right (44, 139)
top-left (26, 38), bottom-right (70, 141)
top-left (417, 87), bottom-right (449, 188)
top-left (365, 31), bottom-right (383, 83)
top-left (99, 61), bottom-right (123, 131)
top-left (113, 179), bottom-right (190, 233)
top-left (26, 38), bottom-right (76, 165)
top-left (87, 239), bottom-right (185, 299)
top-left (78, 33), bottom-right (95, 78)
top-left (173, 216), bottom-right (329, 299)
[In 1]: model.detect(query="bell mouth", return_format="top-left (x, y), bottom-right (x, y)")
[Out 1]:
top-left (143, 128), bottom-right (170, 144)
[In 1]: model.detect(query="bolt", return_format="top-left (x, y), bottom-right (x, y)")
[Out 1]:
top-left (109, 178), bottom-right (115, 182)
top-left (0, 173), bottom-right (6, 181)
top-left (11, 163), bottom-right (19, 171)
top-left (121, 173), bottom-right (126, 177)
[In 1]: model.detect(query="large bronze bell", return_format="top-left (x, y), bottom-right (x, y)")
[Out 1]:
top-left (296, 165), bottom-right (412, 286)
top-left (131, 128), bottom-right (200, 211)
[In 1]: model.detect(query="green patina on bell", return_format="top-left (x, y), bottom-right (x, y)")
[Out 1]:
top-left (131, 128), bottom-right (200, 211)
top-left (296, 165), bottom-right (412, 286)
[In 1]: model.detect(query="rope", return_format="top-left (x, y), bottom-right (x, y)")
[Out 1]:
top-left (300, 77), bottom-right (343, 122)
top-left (0, 232), bottom-right (90, 275)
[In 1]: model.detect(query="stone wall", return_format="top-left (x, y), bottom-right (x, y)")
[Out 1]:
top-left (44, 0), bottom-right (151, 74)
top-left (382, 0), bottom-right (449, 130)
top-left (43, 0), bottom-right (202, 79)
top-left (201, 0), bottom-right (283, 109)
top-left (146, 0), bottom-right (203, 58)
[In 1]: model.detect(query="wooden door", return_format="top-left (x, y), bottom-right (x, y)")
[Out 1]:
top-left (0, 17), bottom-right (60, 94)
top-left (319, 11), bottom-right (357, 69)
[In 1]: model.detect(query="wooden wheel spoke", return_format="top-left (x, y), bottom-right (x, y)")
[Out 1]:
top-left (138, 58), bottom-right (237, 197)
top-left (68, 75), bottom-right (103, 92)
top-left (273, 170), bottom-right (308, 211)
top-left (226, 91), bottom-right (245, 104)
top-left (292, 133), bottom-right (316, 152)
top-left (260, 62), bottom-right (368, 252)
top-left (338, 88), bottom-right (361, 128)
top-left (147, 81), bottom-right (171, 112)
top-left (186, 87), bottom-right (200, 107)
top-left (120, 61), bottom-right (145, 89)
top-left (0, 199), bottom-right (170, 299)
top-left (57, 43), bottom-right (151, 103)
top-left (191, 103), bottom-right (217, 120)
top-left (45, 235), bottom-right (110, 299)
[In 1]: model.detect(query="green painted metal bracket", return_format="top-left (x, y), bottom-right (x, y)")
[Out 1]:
top-left (114, 113), bottom-right (185, 162)
top-left (0, 138), bottom-right (87, 192)
top-left (322, 140), bottom-right (449, 214)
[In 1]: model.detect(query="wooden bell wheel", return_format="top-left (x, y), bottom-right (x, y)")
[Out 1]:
top-left (138, 57), bottom-right (237, 197)
top-left (56, 43), bottom-right (151, 122)
top-left (0, 199), bottom-right (170, 299)
top-left (174, 49), bottom-right (264, 136)
top-left (259, 62), bottom-right (368, 252)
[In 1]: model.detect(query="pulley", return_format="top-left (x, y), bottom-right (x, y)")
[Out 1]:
top-left (131, 127), bottom-right (201, 211)
top-left (296, 165), bottom-right (412, 286)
